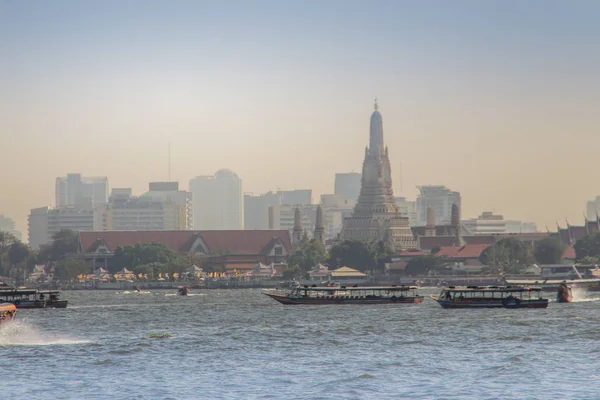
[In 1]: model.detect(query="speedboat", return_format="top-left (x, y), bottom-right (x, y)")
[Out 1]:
top-left (177, 286), bottom-right (189, 296)
top-left (0, 303), bottom-right (16, 324)
top-left (557, 282), bottom-right (573, 303)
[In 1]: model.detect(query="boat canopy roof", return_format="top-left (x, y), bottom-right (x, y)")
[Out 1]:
top-left (442, 286), bottom-right (542, 292)
top-left (296, 286), bottom-right (418, 291)
top-left (0, 289), bottom-right (38, 296)
top-left (505, 278), bottom-right (600, 285)
top-left (37, 290), bottom-right (61, 294)
top-left (0, 303), bottom-right (16, 312)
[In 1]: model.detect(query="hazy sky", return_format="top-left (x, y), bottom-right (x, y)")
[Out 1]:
top-left (2, 0), bottom-right (600, 235)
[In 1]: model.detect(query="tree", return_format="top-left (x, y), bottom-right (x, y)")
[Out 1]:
top-left (109, 243), bottom-right (176, 272)
top-left (281, 265), bottom-right (306, 280)
top-left (534, 237), bottom-right (566, 265)
top-left (166, 254), bottom-right (207, 275)
top-left (479, 238), bottom-right (532, 273)
top-left (328, 240), bottom-right (375, 272)
top-left (574, 233), bottom-right (600, 261)
top-left (405, 255), bottom-right (441, 276)
top-left (288, 239), bottom-right (328, 271)
top-left (37, 229), bottom-right (79, 263)
top-left (53, 259), bottom-right (91, 281)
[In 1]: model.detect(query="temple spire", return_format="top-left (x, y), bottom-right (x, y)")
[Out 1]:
top-left (425, 205), bottom-right (436, 237)
top-left (314, 205), bottom-right (325, 244)
top-left (292, 207), bottom-right (303, 246)
top-left (374, 98), bottom-right (378, 111)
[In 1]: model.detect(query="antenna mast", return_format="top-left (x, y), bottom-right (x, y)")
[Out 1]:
top-left (168, 142), bottom-right (171, 181)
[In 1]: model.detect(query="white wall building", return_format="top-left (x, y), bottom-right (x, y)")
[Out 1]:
top-left (463, 211), bottom-right (538, 234)
top-left (587, 196), bottom-right (600, 220)
top-left (56, 173), bottom-right (108, 207)
top-left (28, 205), bottom-right (95, 249)
top-left (94, 184), bottom-right (191, 231)
top-left (0, 214), bottom-right (22, 241)
top-left (416, 185), bottom-right (461, 226)
top-left (395, 197), bottom-right (418, 226)
top-left (189, 169), bottom-right (243, 230)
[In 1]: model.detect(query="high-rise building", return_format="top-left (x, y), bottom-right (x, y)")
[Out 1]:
top-left (244, 192), bottom-right (282, 230)
top-left (94, 183), bottom-right (191, 231)
top-left (189, 169), bottom-right (243, 230)
top-left (55, 173), bottom-right (108, 207)
top-left (339, 101), bottom-right (416, 250)
top-left (269, 204), bottom-right (316, 237)
top-left (0, 214), bottom-right (22, 241)
top-left (277, 190), bottom-right (312, 206)
top-left (334, 172), bottom-right (361, 202)
top-left (462, 211), bottom-right (538, 235)
top-left (587, 196), bottom-right (600, 220)
top-left (28, 204), bottom-right (95, 250)
top-left (395, 197), bottom-right (418, 226)
top-left (416, 185), bottom-right (461, 226)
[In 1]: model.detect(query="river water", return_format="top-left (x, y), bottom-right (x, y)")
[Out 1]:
top-left (1, 288), bottom-right (600, 400)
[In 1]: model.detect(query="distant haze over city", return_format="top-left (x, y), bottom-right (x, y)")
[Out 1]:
top-left (2, 1), bottom-right (600, 234)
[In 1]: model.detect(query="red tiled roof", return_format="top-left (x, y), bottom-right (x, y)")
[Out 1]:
top-left (435, 244), bottom-right (490, 259)
top-left (419, 236), bottom-right (456, 250)
top-left (199, 230), bottom-right (292, 254)
top-left (385, 262), bottom-right (407, 270)
top-left (79, 230), bottom-right (292, 255)
top-left (463, 235), bottom-right (496, 245)
top-left (563, 247), bottom-right (576, 260)
top-left (392, 250), bottom-right (429, 257)
top-left (558, 229), bottom-right (571, 245)
top-left (224, 263), bottom-right (256, 271)
top-left (569, 226), bottom-right (587, 241)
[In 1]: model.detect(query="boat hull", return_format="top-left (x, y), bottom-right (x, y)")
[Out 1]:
top-left (433, 298), bottom-right (548, 309)
top-left (12, 300), bottom-right (46, 309)
top-left (45, 300), bottom-right (68, 308)
top-left (264, 293), bottom-right (424, 305)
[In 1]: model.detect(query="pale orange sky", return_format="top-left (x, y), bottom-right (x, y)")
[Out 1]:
top-left (2, 1), bottom-right (600, 236)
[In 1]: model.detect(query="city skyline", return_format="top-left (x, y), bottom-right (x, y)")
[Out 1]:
top-left (3, 1), bottom-right (600, 234)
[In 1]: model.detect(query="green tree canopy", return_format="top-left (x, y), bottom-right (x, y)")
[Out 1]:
top-left (288, 239), bottom-right (328, 271)
top-left (37, 229), bottom-right (79, 263)
top-left (281, 265), bottom-right (307, 280)
top-left (53, 259), bottom-right (91, 281)
top-left (405, 255), bottom-right (441, 276)
top-left (534, 237), bottom-right (566, 265)
top-left (109, 243), bottom-right (176, 272)
top-left (574, 233), bottom-right (600, 261)
top-left (327, 240), bottom-right (381, 272)
top-left (479, 237), bottom-right (532, 273)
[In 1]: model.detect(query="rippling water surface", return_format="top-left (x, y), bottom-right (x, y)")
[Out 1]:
top-left (2, 288), bottom-right (600, 399)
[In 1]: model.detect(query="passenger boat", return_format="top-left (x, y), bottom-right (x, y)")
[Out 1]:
top-left (39, 290), bottom-right (68, 308)
top-left (431, 286), bottom-right (549, 309)
top-left (263, 285), bottom-right (424, 305)
top-left (0, 289), bottom-right (46, 309)
top-left (505, 265), bottom-right (600, 292)
top-left (0, 303), bottom-right (16, 324)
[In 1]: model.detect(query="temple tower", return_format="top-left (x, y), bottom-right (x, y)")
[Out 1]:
top-left (339, 101), bottom-right (416, 250)
top-left (314, 205), bottom-right (326, 244)
top-left (451, 203), bottom-right (465, 246)
top-left (292, 207), bottom-right (303, 246)
top-left (425, 205), bottom-right (436, 237)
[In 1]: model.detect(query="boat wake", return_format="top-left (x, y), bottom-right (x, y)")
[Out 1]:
top-left (0, 321), bottom-right (90, 347)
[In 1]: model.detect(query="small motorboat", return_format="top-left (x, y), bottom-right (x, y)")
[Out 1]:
top-left (0, 303), bottom-right (16, 324)
top-left (177, 286), bottom-right (189, 296)
top-left (557, 282), bottom-right (573, 303)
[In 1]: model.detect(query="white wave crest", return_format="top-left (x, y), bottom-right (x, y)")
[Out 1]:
top-left (0, 321), bottom-right (90, 347)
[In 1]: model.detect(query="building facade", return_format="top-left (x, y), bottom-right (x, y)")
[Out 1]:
top-left (189, 169), bottom-right (243, 230)
top-left (416, 185), bottom-right (461, 226)
top-left (28, 205), bottom-right (95, 249)
top-left (395, 197), bottom-right (418, 226)
top-left (94, 183), bottom-right (191, 231)
top-left (334, 172), bottom-right (361, 202)
top-left (462, 211), bottom-right (538, 235)
top-left (277, 189), bottom-right (312, 206)
top-left (339, 102), bottom-right (416, 250)
top-left (243, 192), bottom-right (282, 230)
top-left (56, 173), bottom-right (108, 207)
top-left (0, 214), bottom-right (22, 241)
